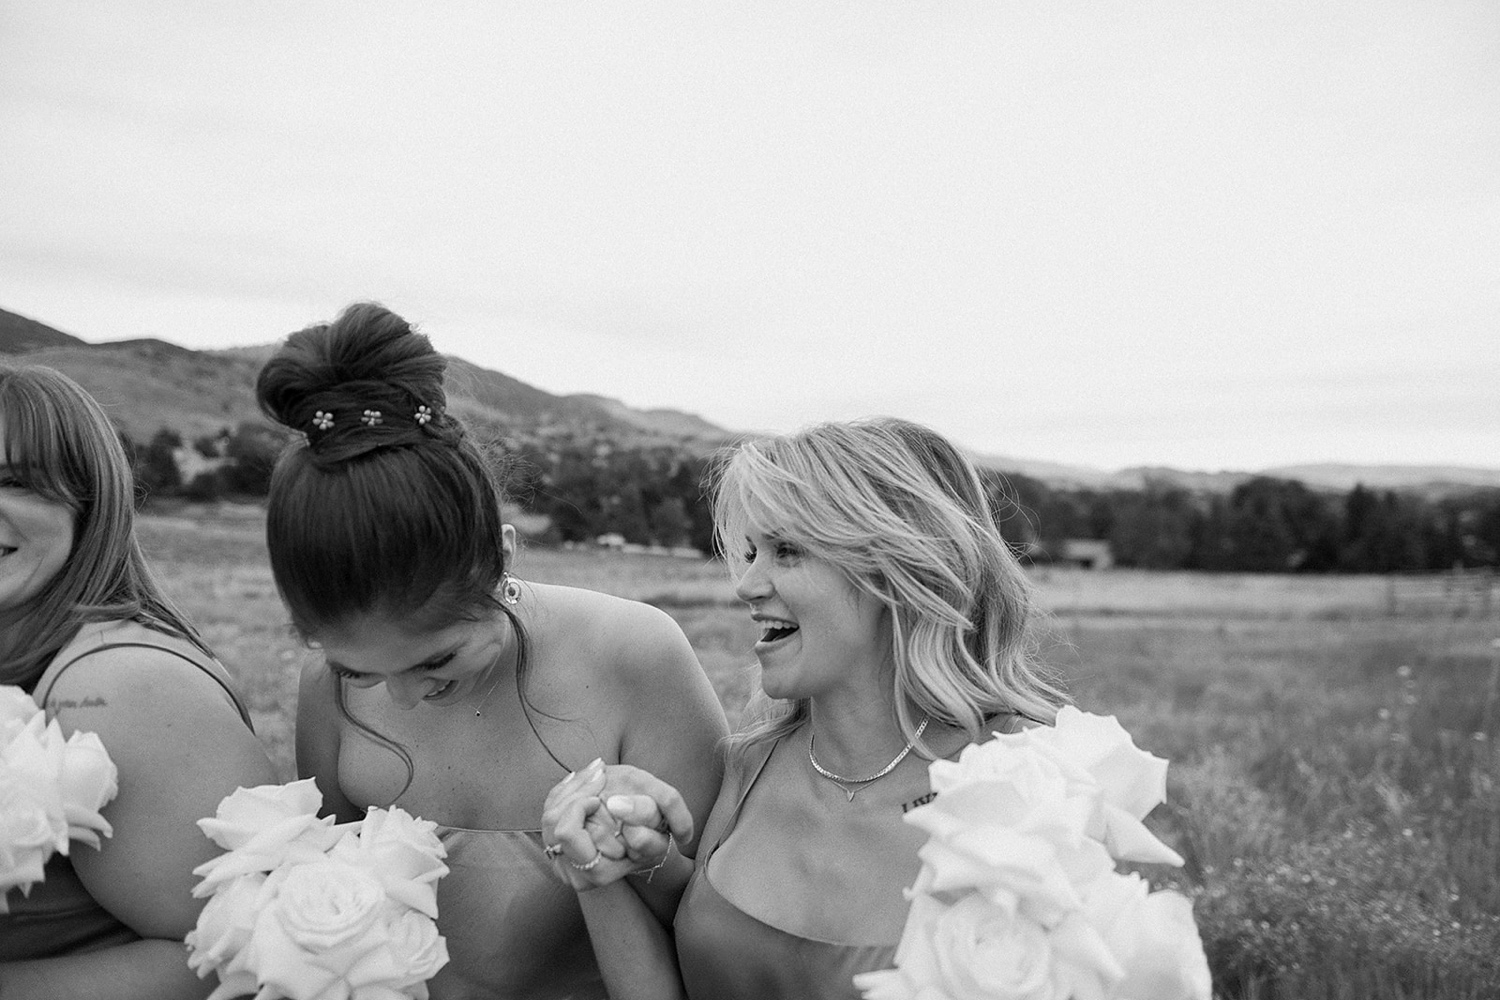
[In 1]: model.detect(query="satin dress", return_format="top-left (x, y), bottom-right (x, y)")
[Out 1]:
top-left (424, 826), bottom-right (607, 1000)
top-left (674, 740), bottom-right (898, 1000)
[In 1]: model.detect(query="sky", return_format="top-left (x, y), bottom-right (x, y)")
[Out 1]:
top-left (2, 1), bottom-right (1497, 473)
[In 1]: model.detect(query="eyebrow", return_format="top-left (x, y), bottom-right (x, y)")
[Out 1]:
top-left (325, 647), bottom-right (458, 678)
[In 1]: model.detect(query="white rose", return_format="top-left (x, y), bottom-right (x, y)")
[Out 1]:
top-left (197, 779), bottom-right (326, 850)
top-left (244, 861), bottom-right (400, 1000)
top-left (0, 772), bottom-right (65, 912)
top-left (328, 806), bottom-right (448, 919)
top-left (185, 872), bottom-right (267, 996)
top-left (998, 709), bottom-right (1182, 866)
top-left (1, 715), bottom-right (65, 793)
top-left (1, 723), bottom-right (70, 846)
top-left (907, 750), bottom-right (1112, 926)
top-left (928, 736), bottom-right (1089, 799)
top-left (57, 730), bottom-right (119, 849)
top-left (383, 908), bottom-right (451, 996)
top-left (0, 685), bottom-right (42, 741)
top-left (193, 780), bottom-right (343, 895)
top-left (1084, 874), bottom-right (1212, 1000)
top-left (855, 893), bottom-right (1123, 1000)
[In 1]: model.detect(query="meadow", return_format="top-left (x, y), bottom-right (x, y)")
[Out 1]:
top-left (138, 505), bottom-right (1500, 1000)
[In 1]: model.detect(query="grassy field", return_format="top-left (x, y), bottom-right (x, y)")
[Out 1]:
top-left (137, 505), bottom-right (1500, 999)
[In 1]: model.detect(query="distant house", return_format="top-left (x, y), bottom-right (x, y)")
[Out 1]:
top-left (595, 533), bottom-right (627, 550)
top-left (1059, 539), bottom-right (1114, 570)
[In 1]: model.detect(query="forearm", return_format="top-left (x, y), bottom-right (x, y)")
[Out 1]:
top-left (577, 880), bottom-right (686, 1000)
top-left (0, 939), bottom-right (211, 1000)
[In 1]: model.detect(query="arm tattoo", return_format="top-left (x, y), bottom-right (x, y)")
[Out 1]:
top-left (46, 695), bottom-right (109, 711)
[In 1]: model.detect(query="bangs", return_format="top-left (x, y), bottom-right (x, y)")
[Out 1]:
top-left (714, 440), bottom-right (848, 572)
top-left (0, 373), bottom-right (89, 511)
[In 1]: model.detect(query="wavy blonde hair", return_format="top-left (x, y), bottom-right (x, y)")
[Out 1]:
top-left (715, 417), bottom-right (1067, 756)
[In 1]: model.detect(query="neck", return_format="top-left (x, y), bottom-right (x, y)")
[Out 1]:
top-left (467, 613), bottom-right (521, 713)
top-left (806, 692), bottom-right (918, 776)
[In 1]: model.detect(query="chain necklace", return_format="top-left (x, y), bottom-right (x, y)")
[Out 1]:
top-left (470, 658), bottom-right (507, 717)
top-left (807, 717), bottom-right (929, 802)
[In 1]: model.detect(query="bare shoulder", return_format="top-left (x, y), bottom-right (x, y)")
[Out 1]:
top-left (528, 582), bottom-right (698, 688)
top-left (43, 635), bottom-right (277, 938)
top-left (45, 639), bottom-right (251, 743)
top-left (297, 656), bottom-right (340, 719)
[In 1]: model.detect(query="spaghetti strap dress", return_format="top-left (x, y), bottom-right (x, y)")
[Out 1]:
top-left (424, 827), bottom-right (607, 1000)
top-left (0, 619), bottom-right (254, 961)
top-left (674, 739), bottom-right (898, 1000)
top-left (330, 677), bottom-right (608, 997)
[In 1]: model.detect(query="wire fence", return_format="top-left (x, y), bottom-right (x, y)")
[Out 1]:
top-left (1384, 569), bottom-right (1499, 620)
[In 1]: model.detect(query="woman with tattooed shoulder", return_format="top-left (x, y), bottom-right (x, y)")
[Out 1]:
top-left (545, 417), bottom-right (1068, 998)
top-left (0, 365), bottom-right (277, 999)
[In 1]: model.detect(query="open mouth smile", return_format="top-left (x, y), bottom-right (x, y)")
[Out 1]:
top-left (755, 618), bottom-right (799, 645)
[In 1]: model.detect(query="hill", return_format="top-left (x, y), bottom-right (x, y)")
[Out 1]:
top-left (3, 318), bottom-right (733, 452)
top-left (972, 452), bottom-right (1500, 498)
top-left (0, 307), bottom-right (90, 353)
top-left (3, 304), bottom-right (1494, 497)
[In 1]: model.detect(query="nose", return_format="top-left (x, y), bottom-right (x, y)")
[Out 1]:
top-left (734, 555), bottom-right (772, 604)
top-left (385, 672), bottom-right (427, 710)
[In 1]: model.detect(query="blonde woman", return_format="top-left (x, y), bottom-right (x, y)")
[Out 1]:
top-left (546, 417), bottom-right (1067, 999)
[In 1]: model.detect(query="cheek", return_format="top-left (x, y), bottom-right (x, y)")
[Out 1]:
top-left (36, 514), bottom-right (75, 577)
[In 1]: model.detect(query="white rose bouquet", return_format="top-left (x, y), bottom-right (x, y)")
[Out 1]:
top-left (854, 707), bottom-right (1212, 1000)
top-left (1, 684), bottom-right (119, 912)
top-left (185, 778), bottom-right (451, 1000)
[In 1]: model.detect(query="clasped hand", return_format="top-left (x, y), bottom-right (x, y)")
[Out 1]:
top-left (541, 758), bottom-right (693, 891)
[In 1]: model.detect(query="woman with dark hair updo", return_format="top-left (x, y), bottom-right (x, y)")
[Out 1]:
top-left (258, 303), bottom-right (727, 1000)
top-left (544, 417), bottom-right (1069, 999)
top-left (0, 365), bottom-right (278, 998)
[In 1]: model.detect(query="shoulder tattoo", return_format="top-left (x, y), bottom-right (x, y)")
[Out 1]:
top-left (46, 695), bottom-right (109, 711)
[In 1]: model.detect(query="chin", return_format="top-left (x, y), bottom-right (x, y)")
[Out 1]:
top-left (756, 669), bottom-right (804, 703)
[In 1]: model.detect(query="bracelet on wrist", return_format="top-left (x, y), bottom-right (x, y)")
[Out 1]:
top-left (629, 833), bottom-right (675, 883)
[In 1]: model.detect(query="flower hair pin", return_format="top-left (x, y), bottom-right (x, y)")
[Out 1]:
top-left (303, 400), bottom-right (440, 442)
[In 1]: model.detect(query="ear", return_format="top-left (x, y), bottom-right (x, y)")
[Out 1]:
top-left (501, 523), bottom-right (517, 566)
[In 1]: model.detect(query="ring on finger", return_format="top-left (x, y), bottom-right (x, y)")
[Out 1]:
top-left (569, 849), bottom-right (604, 872)
top-left (543, 842), bottom-right (564, 860)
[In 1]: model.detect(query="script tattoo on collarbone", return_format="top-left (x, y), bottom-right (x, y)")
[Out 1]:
top-left (900, 791), bottom-right (938, 813)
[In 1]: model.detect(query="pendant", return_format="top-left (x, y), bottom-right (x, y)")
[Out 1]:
top-left (837, 783), bottom-right (858, 802)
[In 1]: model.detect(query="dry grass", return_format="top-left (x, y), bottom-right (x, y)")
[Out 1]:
top-left (137, 505), bottom-right (1500, 999)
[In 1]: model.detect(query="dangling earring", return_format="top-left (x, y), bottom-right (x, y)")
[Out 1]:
top-left (501, 573), bottom-right (522, 606)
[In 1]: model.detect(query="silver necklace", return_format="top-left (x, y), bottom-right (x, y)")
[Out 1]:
top-left (470, 660), bottom-right (506, 718)
top-left (807, 717), bottom-right (929, 801)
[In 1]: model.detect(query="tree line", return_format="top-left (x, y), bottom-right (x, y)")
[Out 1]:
top-left (990, 471), bottom-right (1500, 573)
top-left (125, 423), bottom-right (1500, 573)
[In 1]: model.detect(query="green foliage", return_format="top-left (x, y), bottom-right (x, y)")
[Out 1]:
top-left (996, 469), bottom-right (1500, 573)
top-left (136, 427), bottom-right (183, 497)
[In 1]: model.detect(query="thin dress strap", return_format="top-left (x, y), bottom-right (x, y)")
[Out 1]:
top-left (707, 736), bottom-right (784, 856)
top-left (36, 641), bottom-right (255, 732)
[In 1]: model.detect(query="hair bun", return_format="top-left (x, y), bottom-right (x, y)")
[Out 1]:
top-left (256, 302), bottom-right (455, 460)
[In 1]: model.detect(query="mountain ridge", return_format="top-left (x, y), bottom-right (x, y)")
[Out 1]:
top-left (3, 306), bottom-right (1494, 494)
